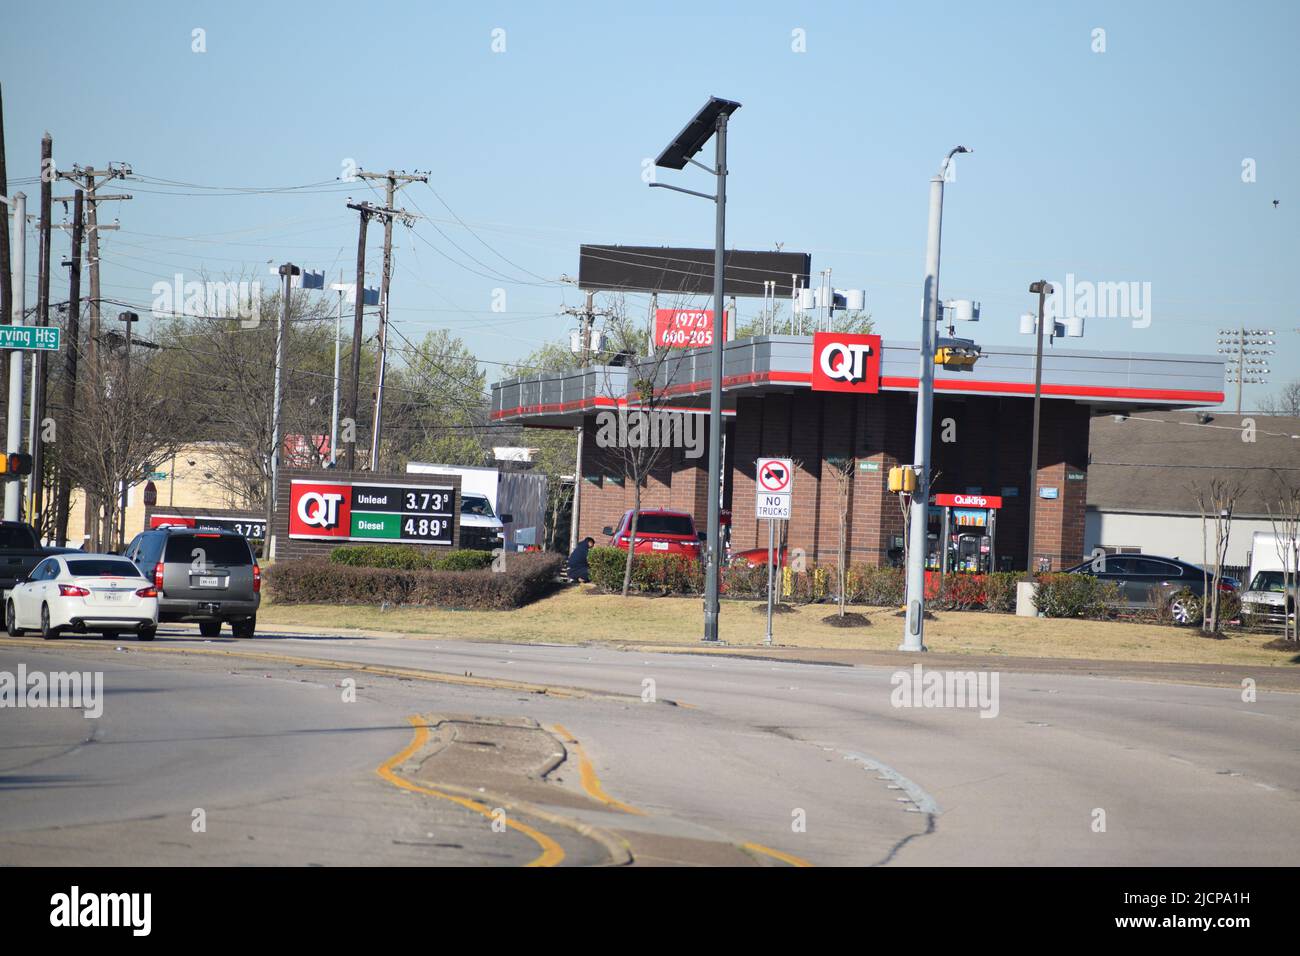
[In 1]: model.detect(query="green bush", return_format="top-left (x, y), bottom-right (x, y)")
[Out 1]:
top-left (845, 565), bottom-right (906, 606)
top-left (329, 544), bottom-right (495, 572)
top-left (432, 549), bottom-right (495, 572)
top-left (588, 546), bottom-right (629, 590)
top-left (1034, 573), bottom-right (1120, 619)
top-left (269, 552), bottom-right (562, 609)
top-left (980, 572), bottom-right (1020, 613)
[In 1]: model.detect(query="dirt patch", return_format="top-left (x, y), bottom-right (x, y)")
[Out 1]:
top-left (822, 612), bottom-right (871, 627)
top-left (751, 602), bottom-right (795, 614)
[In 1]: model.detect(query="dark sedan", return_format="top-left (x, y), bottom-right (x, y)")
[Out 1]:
top-left (1061, 554), bottom-right (1237, 625)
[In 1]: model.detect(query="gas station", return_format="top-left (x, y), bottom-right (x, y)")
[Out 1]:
top-left (492, 331), bottom-right (1225, 574)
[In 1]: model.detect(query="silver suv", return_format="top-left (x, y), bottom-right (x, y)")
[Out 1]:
top-left (124, 527), bottom-right (260, 638)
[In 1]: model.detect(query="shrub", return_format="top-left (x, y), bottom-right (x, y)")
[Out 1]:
top-left (268, 552), bottom-right (562, 610)
top-left (981, 572), bottom-right (1020, 613)
top-left (588, 546), bottom-right (630, 591)
top-left (845, 566), bottom-right (906, 606)
top-left (432, 550), bottom-right (495, 572)
top-left (1034, 573), bottom-right (1120, 619)
top-left (329, 544), bottom-right (496, 573)
top-left (721, 561), bottom-right (769, 598)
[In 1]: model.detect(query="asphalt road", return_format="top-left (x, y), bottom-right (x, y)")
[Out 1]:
top-left (2, 625), bottom-right (1297, 866)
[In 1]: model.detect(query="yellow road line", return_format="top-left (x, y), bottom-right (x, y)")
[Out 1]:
top-left (742, 841), bottom-right (814, 867)
top-left (376, 715), bottom-right (564, 868)
top-left (2, 637), bottom-right (599, 699)
top-left (551, 723), bottom-right (645, 816)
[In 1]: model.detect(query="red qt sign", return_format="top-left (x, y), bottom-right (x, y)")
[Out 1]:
top-left (288, 481), bottom-right (351, 539)
top-left (811, 333), bottom-right (881, 393)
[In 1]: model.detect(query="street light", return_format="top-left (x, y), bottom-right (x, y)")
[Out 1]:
top-left (650, 96), bottom-right (741, 644)
top-left (1218, 327), bottom-right (1275, 413)
top-left (1020, 282), bottom-right (1054, 586)
top-left (900, 146), bottom-right (971, 653)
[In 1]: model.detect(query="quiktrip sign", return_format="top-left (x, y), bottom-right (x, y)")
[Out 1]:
top-left (287, 479), bottom-right (456, 545)
top-left (811, 332), bottom-right (881, 393)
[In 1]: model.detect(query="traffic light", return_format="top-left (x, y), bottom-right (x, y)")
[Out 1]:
top-left (888, 466), bottom-right (917, 493)
top-left (935, 336), bottom-right (982, 369)
top-left (0, 453), bottom-right (33, 479)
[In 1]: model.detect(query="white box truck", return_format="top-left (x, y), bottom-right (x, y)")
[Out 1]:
top-left (405, 463), bottom-right (548, 552)
top-left (1241, 531), bottom-right (1298, 630)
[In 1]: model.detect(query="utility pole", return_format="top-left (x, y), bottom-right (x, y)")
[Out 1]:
top-left (30, 133), bottom-right (52, 529)
top-left (561, 291), bottom-right (613, 552)
top-left (354, 169), bottom-right (426, 472)
top-left (115, 310), bottom-right (138, 548)
top-left (56, 163), bottom-right (129, 549)
top-left (54, 189), bottom-right (83, 546)
top-left (344, 202), bottom-right (370, 472)
top-left (0, 83), bottom-right (11, 428)
top-left (3, 190), bottom-right (25, 522)
top-left (1023, 281), bottom-right (1051, 583)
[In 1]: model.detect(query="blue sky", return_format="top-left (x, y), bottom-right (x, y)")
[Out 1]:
top-left (4, 0), bottom-right (1297, 407)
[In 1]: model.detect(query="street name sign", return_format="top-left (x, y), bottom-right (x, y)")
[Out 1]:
top-left (0, 326), bottom-right (61, 351)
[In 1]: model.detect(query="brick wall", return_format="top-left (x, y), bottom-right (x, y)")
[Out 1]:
top-left (571, 391), bottom-right (1091, 569)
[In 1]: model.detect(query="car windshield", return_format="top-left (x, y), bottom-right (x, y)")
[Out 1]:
top-left (66, 559), bottom-right (143, 577)
top-left (632, 514), bottom-right (694, 536)
top-left (461, 496), bottom-right (495, 518)
top-left (164, 535), bottom-right (253, 565)
top-left (1249, 571), bottom-right (1289, 593)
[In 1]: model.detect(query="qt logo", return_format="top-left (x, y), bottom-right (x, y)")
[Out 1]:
top-left (297, 492), bottom-right (344, 528)
top-left (811, 332), bottom-right (881, 394)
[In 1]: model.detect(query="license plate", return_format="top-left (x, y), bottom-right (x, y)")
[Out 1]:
top-left (199, 576), bottom-right (220, 588)
top-left (103, 591), bottom-right (124, 602)
top-left (651, 541), bottom-right (669, 551)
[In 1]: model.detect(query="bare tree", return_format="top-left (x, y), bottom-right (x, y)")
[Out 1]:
top-left (827, 456), bottom-right (855, 616)
top-left (1265, 479), bottom-right (1300, 642)
top-left (1259, 379), bottom-right (1300, 417)
top-left (1191, 478), bottom-right (1244, 633)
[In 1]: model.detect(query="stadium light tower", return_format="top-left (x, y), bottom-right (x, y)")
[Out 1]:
top-left (650, 96), bottom-right (742, 644)
top-left (1218, 327), bottom-right (1275, 414)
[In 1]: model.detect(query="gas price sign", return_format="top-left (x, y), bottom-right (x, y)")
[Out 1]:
top-left (289, 479), bottom-right (456, 546)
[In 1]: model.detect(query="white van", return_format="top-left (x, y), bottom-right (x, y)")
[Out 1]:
top-left (1241, 531), bottom-right (1298, 630)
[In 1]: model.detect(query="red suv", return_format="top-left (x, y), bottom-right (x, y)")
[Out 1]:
top-left (603, 509), bottom-right (702, 561)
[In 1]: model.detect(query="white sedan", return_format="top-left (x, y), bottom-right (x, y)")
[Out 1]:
top-left (5, 554), bottom-right (159, 641)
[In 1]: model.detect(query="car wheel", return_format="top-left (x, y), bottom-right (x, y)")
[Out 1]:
top-left (231, 616), bottom-right (256, 640)
top-left (198, 620), bottom-right (222, 638)
top-left (1169, 594), bottom-right (1202, 627)
top-left (4, 600), bottom-right (23, 639)
top-left (137, 625), bottom-right (156, 642)
top-left (40, 603), bottom-right (61, 641)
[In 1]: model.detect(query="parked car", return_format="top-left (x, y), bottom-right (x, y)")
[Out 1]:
top-left (731, 545), bottom-right (788, 568)
top-left (5, 554), bottom-right (158, 641)
top-left (0, 520), bottom-right (78, 594)
top-left (123, 526), bottom-right (260, 638)
top-left (1240, 570), bottom-right (1297, 630)
top-left (1060, 554), bottom-right (1236, 625)
top-left (603, 509), bottom-right (702, 560)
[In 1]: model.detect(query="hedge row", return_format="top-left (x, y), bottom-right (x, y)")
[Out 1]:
top-left (585, 549), bottom-right (1018, 612)
top-left (329, 544), bottom-right (494, 572)
top-left (267, 551), bottom-right (562, 610)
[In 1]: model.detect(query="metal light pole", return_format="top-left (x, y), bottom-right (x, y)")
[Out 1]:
top-left (900, 147), bottom-right (969, 653)
top-left (650, 96), bottom-right (741, 644)
top-left (1022, 280), bottom-right (1051, 580)
top-left (3, 191), bottom-right (26, 522)
top-left (265, 263), bottom-right (299, 557)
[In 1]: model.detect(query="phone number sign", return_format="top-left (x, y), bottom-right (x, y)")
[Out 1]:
top-left (654, 309), bottom-right (727, 349)
top-left (288, 479), bottom-right (456, 546)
